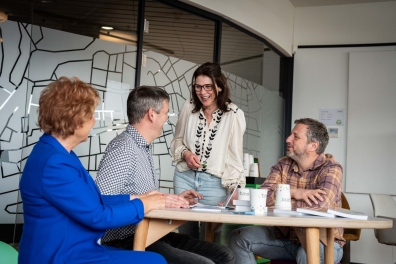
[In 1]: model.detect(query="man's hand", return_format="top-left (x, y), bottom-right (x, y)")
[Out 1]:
top-left (179, 190), bottom-right (203, 205)
top-left (140, 193), bottom-right (166, 213)
top-left (164, 194), bottom-right (190, 208)
top-left (184, 151), bottom-right (202, 170)
top-left (290, 189), bottom-right (326, 206)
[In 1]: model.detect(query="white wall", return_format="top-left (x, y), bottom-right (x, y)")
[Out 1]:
top-left (182, 0), bottom-right (295, 56)
top-left (293, 2), bottom-right (396, 262)
top-left (178, 2), bottom-right (396, 261)
top-left (293, 45), bottom-right (396, 264)
top-left (294, 1), bottom-right (396, 46)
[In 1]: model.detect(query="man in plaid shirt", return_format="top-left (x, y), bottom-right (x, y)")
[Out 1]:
top-left (228, 118), bottom-right (344, 264)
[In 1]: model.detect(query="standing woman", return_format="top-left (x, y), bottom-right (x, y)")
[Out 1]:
top-left (171, 62), bottom-right (246, 235)
top-left (19, 77), bottom-right (166, 264)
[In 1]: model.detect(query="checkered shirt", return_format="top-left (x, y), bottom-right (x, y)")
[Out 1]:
top-left (96, 124), bottom-right (158, 242)
top-left (262, 153), bottom-right (346, 246)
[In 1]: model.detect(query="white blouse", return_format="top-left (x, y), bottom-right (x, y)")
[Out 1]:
top-left (171, 100), bottom-right (246, 188)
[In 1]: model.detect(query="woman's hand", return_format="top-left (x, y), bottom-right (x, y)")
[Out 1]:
top-left (140, 193), bottom-right (166, 213)
top-left (164, 194), bottom-right (190, 208)
top-left (130, 190), bottom-right (160, 200)
top-left (183, 151), bottom-right (202, 170)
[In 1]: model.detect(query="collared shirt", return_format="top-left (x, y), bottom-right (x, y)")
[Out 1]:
top-left (171, 100), bottom-right (246, 188)
top-left (262, 153), bottom-right (346, 246)
top-left (95, 125), bottom-right (158, 241)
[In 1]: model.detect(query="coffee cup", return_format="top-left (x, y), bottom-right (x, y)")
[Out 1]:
top-left (243, 153), bottom-right (250, 162)
top-left (249, 155), bottom-right (254, 164)
top-left (237, 188), bottom-right (250, 201)
top-left (243, 159), bottom-right (250, 171)
top-left (250, 188), bottom-right (268, 215)
top-left (274, 184), bottom-right (291, 210)
top-left (249, 163), bottom-right (259, 177)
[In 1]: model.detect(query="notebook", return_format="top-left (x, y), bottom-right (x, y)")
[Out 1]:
top-left (190, 173), bottom-right (244, 212)
top-left (327, 208), bottom-right (368, 220)
top-left (296, 207), bottom-right (336, 218)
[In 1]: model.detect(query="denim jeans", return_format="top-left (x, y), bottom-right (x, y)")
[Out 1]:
top-left (227, 226), bottom-right (343, 264)
top-left (174, 169), bottom-right (227, 205)
top-left (174, 169), bottom-right (227, 238)
top-left (104, 232), bottom-right (235, 264)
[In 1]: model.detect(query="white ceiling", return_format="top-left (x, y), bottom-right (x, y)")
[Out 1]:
top-left (289, 0), bottom-right (396, 7)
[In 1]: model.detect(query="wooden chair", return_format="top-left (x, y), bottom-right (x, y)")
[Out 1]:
top-left (341, 193), bottom-right (361, 241)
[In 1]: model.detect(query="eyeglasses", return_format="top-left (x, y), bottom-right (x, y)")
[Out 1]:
top-left (194, 84), bottom-right (213, 92)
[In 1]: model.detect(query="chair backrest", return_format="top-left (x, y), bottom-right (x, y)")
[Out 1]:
top-left (0, 241), bottom-right (18, 264)
top-left (370, 193), bottom-right (396, 218)
top-left (341, 193), bottom-right (361, 241)
top-left (369, 193), bottom-right (396, 246)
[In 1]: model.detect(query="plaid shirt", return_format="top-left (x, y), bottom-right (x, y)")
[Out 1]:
top-left (262, 153), bottom-right (346, 246)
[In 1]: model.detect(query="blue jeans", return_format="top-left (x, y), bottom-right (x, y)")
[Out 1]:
top-left (174, 169), bottom-right (227, 238)
top-left (227, 226), bottom-right (343, 264)
top-left (174, 169), bottom-right (227, 206)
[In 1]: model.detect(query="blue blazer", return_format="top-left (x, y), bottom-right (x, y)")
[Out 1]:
top-left (19, 134), bottom-right (145, 263)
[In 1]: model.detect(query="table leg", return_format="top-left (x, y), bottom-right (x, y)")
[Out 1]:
top-left (325, 228), bottom-right (334, 264)
top-left (134, 218), bottom-right (150, 251)
top-left (133, 218), bottom-right (186, 251)
top-left (305, 227), bottom-right (320, 264)
top-left (205, 222), bottom-right (214, 242)
top-left (204, 222), bottom-right (222, 242)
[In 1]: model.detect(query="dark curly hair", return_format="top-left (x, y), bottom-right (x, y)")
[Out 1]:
top-left (191, 62), bottom-right (231, 113)
top-left (294, 118), bottom-right (329, 154)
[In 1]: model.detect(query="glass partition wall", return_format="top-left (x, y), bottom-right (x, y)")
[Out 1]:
top-left (220, 23), bottom-right (284, 177)
top-left (0, 0), bottom-right (140, 244)
top-left (140, 0), bottom-right (216, 193)
top-left (0, 0), bottom-right (291, 243)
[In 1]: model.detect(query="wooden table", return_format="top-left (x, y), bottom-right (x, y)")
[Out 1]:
top-left (133, 208), bottom-right (392, 264)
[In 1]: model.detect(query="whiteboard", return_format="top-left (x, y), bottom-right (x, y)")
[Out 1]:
top-left (346, 51), bottom-right (396, 194)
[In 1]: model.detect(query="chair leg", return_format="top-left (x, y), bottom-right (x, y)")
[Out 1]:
top-left (340, 240), bottom-right (350, 264)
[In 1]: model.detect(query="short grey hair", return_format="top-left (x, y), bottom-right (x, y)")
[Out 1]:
top-left (127, 86), bottom-right (169, 125)
top-left (294, 118), bottom-right (329, 154)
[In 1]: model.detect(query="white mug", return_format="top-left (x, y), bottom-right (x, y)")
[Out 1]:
top-left (249, 155), bottom-right (254, 164)
top-left (249, 163), bottom-right (259, 177)
top-left (274, 184), bottom-right (291, 210)
top-left (237, 188), bottom-right (250, 201)
top-left (250, 188), bottom-right (268, 215)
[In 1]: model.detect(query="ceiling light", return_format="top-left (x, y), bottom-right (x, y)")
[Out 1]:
top-left (101, 26), bottom-right (113, 30)
top-left (99, 29), bottom-right (137, 45)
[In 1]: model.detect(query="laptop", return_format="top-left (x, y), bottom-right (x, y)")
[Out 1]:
top-left (190, 173), bottom-right (243, 212)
